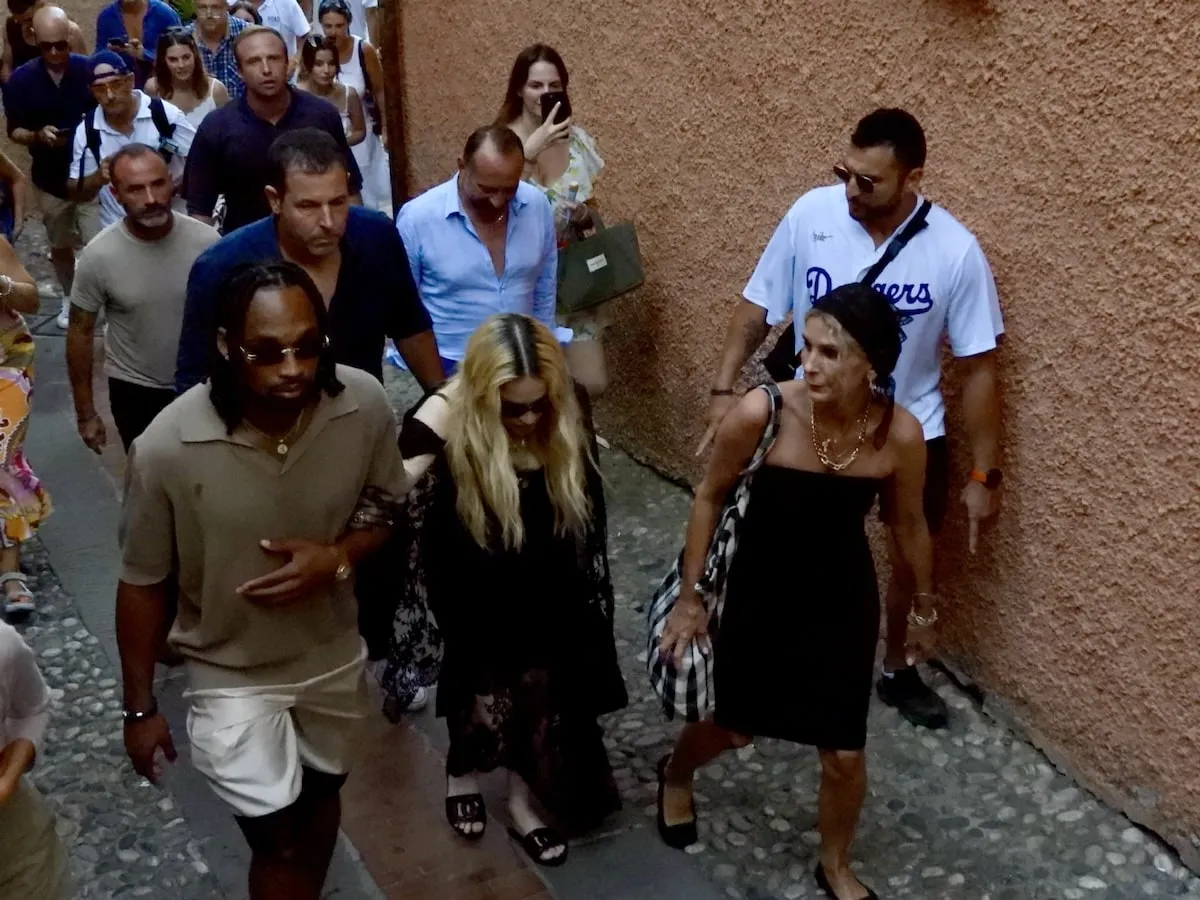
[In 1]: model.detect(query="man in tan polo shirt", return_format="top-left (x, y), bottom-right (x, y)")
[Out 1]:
top-left (115, 260), bottom-right (406, 900)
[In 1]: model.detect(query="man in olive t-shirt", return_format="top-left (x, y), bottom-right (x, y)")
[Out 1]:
top-left (67, 143), bottom-right (219, 452)
top-left (116, 260), bottom-right (407, 899)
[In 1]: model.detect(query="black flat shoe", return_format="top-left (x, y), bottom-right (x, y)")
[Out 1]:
top-left (655, 754), bottom-right (698, 850)
top-left (815, 862), bottom-right (880, 900)
top-left (445, 793), bottom-right (487, 841)
top-left (507, 826), bottom-right (568, 867)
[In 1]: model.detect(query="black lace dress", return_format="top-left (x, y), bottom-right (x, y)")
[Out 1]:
top-left (381, 397), bottom-right (627, 833)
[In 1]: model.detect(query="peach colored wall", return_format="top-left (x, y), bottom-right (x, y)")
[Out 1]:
top-left (397, 0), bottom-right (1200, 866)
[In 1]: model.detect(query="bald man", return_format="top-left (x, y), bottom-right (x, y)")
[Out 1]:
top-left (1, 0), bottom-right (85, 81)
top-left (2, 5), bottom-right (98, 326)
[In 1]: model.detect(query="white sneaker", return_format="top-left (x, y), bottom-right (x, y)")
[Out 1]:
top-left (55, 301), bottom-right (69, 329)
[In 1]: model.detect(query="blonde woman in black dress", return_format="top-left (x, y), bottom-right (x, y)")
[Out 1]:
top-left (382, 313), bottom-right (626, 866)
top-left (657, 283), bottom-right (936, 900)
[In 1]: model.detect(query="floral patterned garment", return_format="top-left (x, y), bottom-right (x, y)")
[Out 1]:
top-left (0, 319), bottom-right (51, 547)
top-left (533, 126), bottom-right (605, 240)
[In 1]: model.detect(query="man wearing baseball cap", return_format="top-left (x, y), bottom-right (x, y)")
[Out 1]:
top-left (67, 50), bottom-right (196, 229)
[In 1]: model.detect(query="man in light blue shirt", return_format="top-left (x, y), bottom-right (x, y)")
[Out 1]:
top-left (396, 124), bottom-right (562, 375)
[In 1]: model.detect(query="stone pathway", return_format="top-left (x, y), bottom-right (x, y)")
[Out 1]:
top-left (14, 541), bottom-right (221, 899)
top-left (385, 365), bottom-right (1200, 900)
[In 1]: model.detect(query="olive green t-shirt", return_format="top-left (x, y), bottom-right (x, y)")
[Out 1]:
top-left (119, 366), bottom-right (406, 689)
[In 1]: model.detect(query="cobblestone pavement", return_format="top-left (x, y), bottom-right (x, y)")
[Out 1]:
top-left (16, 542), bottom-right (222, 899)
top-left (10, 226), bottom-right (223, 898)
top-left (386, 366), bottom-right (1200, 900)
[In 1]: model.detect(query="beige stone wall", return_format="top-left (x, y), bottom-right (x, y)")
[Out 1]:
top-left (398, 0), bottom-right (1200, 865)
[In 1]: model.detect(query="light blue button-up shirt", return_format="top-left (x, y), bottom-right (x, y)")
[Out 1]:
top-left (396, 174), bottom-right (564, 363)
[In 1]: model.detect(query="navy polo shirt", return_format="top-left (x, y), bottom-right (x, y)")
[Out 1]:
top-left (182, 89), bottom-right (364, 235)
top-left (176, 208), bottom-right (433, 392)
top-left (2, 55), bottom-right (96, 198)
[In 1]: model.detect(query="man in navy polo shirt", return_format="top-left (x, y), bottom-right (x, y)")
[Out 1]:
top-left (178, 128), bottom-right (442, 668)
top-left (2, 5), bottom-right (97, 325)
top-left (183, 25), bottom-right (361, 234)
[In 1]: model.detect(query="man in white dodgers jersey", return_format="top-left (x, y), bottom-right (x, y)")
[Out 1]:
top-left (701, 108), bottom-right (1005, 730)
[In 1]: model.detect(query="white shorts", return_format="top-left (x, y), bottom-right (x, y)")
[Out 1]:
top-left (185, 643), bottom-right (369, 818)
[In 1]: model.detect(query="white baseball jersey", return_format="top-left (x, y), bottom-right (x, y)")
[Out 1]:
top-left (743, 184), bottom-right (1004, 440)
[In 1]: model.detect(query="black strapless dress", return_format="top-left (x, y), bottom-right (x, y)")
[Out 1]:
top-left (713, 466), bottom-right (882, 750)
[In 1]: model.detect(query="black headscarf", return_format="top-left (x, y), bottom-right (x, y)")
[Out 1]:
top-left (809, 282), bottom-right (903, 445)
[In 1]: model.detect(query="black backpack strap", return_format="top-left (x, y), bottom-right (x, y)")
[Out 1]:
top-left (860, 198), bottom-right (932, 286)
top-left (83, 110), bottom-right (102, 170)
top-left (148, 96), bottom-right (176, 139)
top-left (358, 39), bottom-right (371, 97)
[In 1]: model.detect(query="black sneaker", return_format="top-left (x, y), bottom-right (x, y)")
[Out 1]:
top-left (876, 667), bottom-right (949, 729)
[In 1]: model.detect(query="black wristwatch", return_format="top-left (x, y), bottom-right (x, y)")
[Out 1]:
top-left (970, 468), bottom-right (1004, 490)
top-left (122, 699), bottom-right (159, 722)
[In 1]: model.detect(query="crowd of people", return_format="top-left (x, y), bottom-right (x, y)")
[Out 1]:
top-left (0, 11), bottom-right (1007, 899)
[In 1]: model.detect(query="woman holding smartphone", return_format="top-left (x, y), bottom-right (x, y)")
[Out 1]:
top-left (498, 44), bottom-right (610, 397)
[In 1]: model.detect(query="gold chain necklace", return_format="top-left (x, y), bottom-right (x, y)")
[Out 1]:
top-left (243, 407), bottom-right (310, 457)
top-left (810, 400), bottom-right (871, 472)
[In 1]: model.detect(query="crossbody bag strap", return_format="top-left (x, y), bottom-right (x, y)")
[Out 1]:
top-left (743, 381), bottom-right (784, 475)
top-left (859, 198), bottom-right (932, 286)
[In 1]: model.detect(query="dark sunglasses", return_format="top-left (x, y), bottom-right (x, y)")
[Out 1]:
top-left (500, 396), bottom-right (552, 419)
top-left (37, 40), bottom-right (69, 52)
top-left (239, 335), bottom-right (328, 366)
top-left (833, 163), bottom-right (878, 194)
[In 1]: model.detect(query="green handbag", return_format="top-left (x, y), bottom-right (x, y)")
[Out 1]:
top-left (556, 213), bottom-right (645, 315)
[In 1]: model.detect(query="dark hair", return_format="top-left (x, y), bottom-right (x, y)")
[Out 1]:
top-left (233, 24), bottom-right (288, 66)
top-left (266, 127), bottom-right (347, 195)
top-left (229, 1), bottom-right (261, 24)
top-left (299, 34), bottom-right (339, 75)
top-left (317, 0), bottom-right (351, 24)
top-left (496, 43), bottom-right (568, 125)
top-left (851, 108), bottom-right (927, 171)
top-left (153, 28), bottom-right (210, 100)
top-left (108, 142), bottom-right (164, 188)
top-left (208, 261), bottom-right (343, 432)
top-left (809, 281), bottom-right (903, 447)
top-left (498, 313), bottom-right (540, 377)
top-left (7, 0), bottom-right (36, 17)
top-left (462, 124), bottom-right (525, 166)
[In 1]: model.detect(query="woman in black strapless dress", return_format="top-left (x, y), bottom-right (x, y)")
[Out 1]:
top-left (656, 283), bottom-right (937, 900)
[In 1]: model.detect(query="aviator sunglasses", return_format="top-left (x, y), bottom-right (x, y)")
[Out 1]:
top-left (832, 163), bottom-right (879, 194)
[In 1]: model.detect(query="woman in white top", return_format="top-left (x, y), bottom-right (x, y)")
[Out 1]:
top-left (500, 44), bottom-right (609, 397)
top-left (0, 621), bottom-right (70, 898)
top-left (145, 28), bottom-right (229, 130)
top-left (318, 0), bottom-right (391, 212)
top-left (296, 35), bottom-right (365, 147)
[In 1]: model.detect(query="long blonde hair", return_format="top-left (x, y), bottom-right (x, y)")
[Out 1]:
top-left (445, 314), bottom-right (592, 551)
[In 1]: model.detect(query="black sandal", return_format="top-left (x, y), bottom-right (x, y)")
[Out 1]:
top-left (445, 793), bottom-right (487, 841)
top-left (507, 826), bottom-right (568, 867)
top-left (815, 862), bottom-right (880, 900)
top-left (656, 754), bottom-right (698, 849)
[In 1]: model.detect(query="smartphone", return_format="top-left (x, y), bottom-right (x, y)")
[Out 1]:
top-left (107, 37), bottom-right (129, 50)
top-left (540, 91), bottom-right (571, 125)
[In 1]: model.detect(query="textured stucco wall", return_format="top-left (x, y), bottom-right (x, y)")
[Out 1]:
top-left (399, 0), bottom-right (1200, 866)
